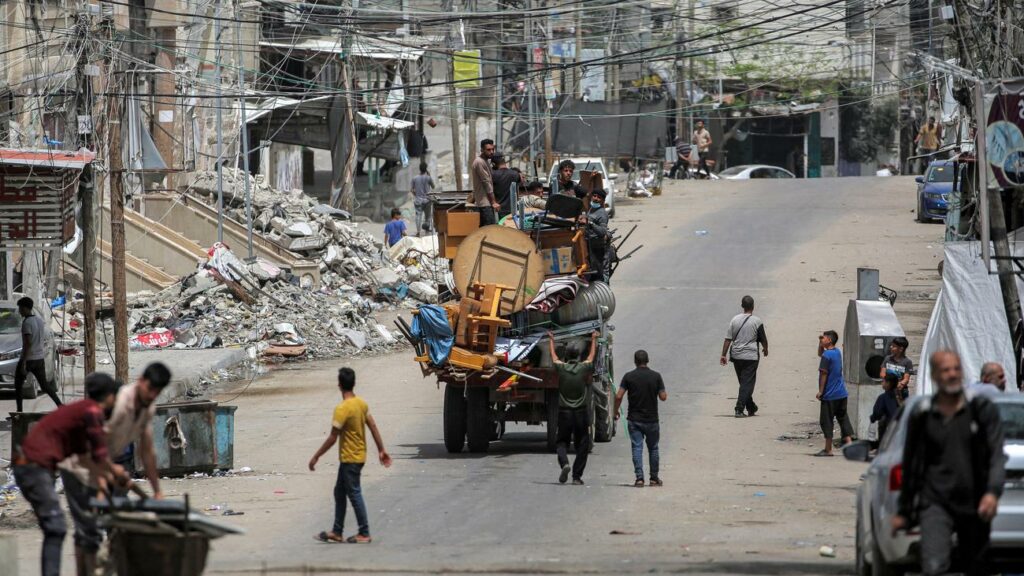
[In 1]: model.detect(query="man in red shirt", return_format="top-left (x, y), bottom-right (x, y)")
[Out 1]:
top-left (13, 373), bottom-right (126, 576)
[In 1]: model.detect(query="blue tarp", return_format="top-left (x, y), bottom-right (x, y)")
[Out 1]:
top-left (410, 305), bottom-right (454, 366)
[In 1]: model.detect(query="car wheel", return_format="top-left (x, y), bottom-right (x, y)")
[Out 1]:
top-left (916, 198), bottom-right (926, 223)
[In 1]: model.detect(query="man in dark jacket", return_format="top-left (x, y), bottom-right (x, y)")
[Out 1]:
top-left (892, 350), bottom-right (1005, 576)
top-left (583, 188), bottom-right (609, 282)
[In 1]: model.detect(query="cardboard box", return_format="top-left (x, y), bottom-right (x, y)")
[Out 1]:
top-left (542, 247), bottom-right (575, 275)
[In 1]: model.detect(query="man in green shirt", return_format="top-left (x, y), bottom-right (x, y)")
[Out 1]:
top-left (548, 331), bottom-right (599, 485)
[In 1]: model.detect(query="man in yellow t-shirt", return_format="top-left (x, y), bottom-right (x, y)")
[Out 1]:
top-left (309, 367), bottom-right (392, 544)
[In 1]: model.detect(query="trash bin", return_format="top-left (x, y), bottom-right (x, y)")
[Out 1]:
top-left (843, 299), bottom-right (906, 438)
top-left (145, 401), bottom-right (237, 477)
top-left (8, 412), bottom-right (47, 459)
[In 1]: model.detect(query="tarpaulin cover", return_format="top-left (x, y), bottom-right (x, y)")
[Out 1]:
top-left (918, 242), bottom-right (1020, 394)
top-left (411, 305), bottom-right (453, 366)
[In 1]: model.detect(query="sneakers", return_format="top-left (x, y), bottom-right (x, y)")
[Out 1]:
top-left (559, 465), bottom-right (571, 484)
top-left (649, 478), bottom-right (663, 487)
top-left (735, 412), bottom-right (747, 418)
top-left (572, 478), bottom-right (584, 485)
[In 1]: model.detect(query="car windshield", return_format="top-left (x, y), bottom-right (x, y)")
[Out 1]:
top-left (718, 166), bottom-right (746, 176)
top-left (0, 308), bottom-right (20, 334)
top-left (998, 402), bottom-right (1024, 441)
top-left (927, 165), bottom-right (954, 183)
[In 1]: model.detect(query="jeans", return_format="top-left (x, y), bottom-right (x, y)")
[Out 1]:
top-left (819, 398), bottom-right (855, 440)
top-left (476, 206), bottom-right (497, 226)
top-left (59, 470), bottom-right (102, 552)
top-left (14, 464), bottom-right (66, 576)
top-left (556, 407), bottom-right (590, 480)
top-left (15, 358), bottom-right (62, 412)
top-left (732, 359), bottom-right (759, 414)
top-left (627, 420), bottom-right (660, 480)
top-left (333, 463), bottom-right (369, 536)
top-left (414, 202), bottom-right (432, 234)
top-left (697, 151), bottom-right (710, 176)
top-left (919, 503), bottom-right (990, 576)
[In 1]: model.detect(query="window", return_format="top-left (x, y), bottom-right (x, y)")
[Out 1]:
top-left (927, 164), bottom-right (955, 183)
top-left (998, 402), bottom-right (1024, 441)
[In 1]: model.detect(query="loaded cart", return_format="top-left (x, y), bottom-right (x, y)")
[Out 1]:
top-left (395, 188), bottom-right (637, 453)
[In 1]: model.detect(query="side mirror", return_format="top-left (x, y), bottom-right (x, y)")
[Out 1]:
top-left (843, 440), bottom-right (873, 462)
top-left (915, 176), bottom-right (924, 183)
top-left (608, 173), bottom-right (619, 181)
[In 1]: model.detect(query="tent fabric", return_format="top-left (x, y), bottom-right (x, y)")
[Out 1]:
top-left (411, 305), bottom-right (454, 366)
top-left (918, 242), bottom-right (1019, 394)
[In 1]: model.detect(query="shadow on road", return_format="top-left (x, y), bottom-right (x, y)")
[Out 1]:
top-left (396, 432), bottom-right (556, 460)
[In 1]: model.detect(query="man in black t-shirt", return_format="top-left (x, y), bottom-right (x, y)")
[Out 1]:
top-left (614, 350), bottom-right (667, 487)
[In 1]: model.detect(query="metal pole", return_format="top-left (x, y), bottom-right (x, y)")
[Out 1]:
top-left (234, 2), bottom-right (253, 259)
top-left (977, 81), bottom-right (990, 264)
top-left (526, 0), bottom-right (536, 176)
top-left (687, 0), bottom-right (695, 143)
top-left (214, 4), bottom-right (225, 242)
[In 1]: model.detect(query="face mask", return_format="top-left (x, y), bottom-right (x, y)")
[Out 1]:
top-left (591, 201), bottom-right (602, 208)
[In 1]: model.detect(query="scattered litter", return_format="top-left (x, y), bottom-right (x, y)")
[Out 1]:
top-left (695, 230), bottom-right (708, 237)
top-left (222, 510), bottom-right (245, 516)
top-left (753, 492), bottom-right (766, 497)
top-left (609, 530), bottom-right (641, 535)
top-left (273, 490), bottom-right (286, 495)
top-left (819, 545), bottom-right (836, 558)
top-left (237, 466), bottom-right (253, 473)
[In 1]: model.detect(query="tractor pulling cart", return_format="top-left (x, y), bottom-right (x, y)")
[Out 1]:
top-left (395, 189), bottom-right (635, 453)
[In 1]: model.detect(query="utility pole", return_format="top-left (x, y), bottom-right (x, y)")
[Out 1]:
top-left (445, 0), bottom-right (464, 192)
top-left (543, 5), bottom-right (552, 173)
top-left (234, 0), bottom-right (253, 259)
top-left (673, 0), bottom-right (683, 146)
top-left (108, 64), bottom-right (129, 384)
top-left (687, 0), bottom-right (695, 144)
top-left (214, 1), bottom-right (225, 242)
top-left (526, 0), bottom-right (537, 176)
top-left (74, 14), bottom-right (97, 373)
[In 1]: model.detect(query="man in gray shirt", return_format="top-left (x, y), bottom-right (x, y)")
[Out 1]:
top-left (720, 295), bottom-right (768, 418)
top-left (15, 296), bottom-right (62, 412)
top-left (410, 162), bottom-right (435, 235)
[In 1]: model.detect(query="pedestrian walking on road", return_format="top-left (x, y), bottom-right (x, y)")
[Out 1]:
top-left (309, 367), bottom-right (392, 544)
top-left (720, 295), bottom-right (768, 418)
top-left (968, 361), bottom-right (1007, 399)
top-left (693, 119), bottom-right (713, 178)
top-left (59, 362), bottom-right (171, 575)
top-left (549, 331), bottom-right (598, 485)
top-left (816, 330), bottom-right (855, 456)
top-left (14, 296), bottom-right (63, 412)
top-left (410, 162), bottom-right (435, 235)
top-left (879, 336), bottom-right (913, 401)
top-left (614, 350), bottom-right (667, 487)
top-left (469, 139), bottom-right (500, 225)
top-left (14, 373), bottom-right (127, 576)
top-left (892, 350), bottom-right (1006, 576)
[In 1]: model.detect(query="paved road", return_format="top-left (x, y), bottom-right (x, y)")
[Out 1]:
top-left (7, 175), bottom-right (944, 574)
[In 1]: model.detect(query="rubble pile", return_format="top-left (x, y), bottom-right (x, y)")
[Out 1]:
top-left (108, 171), bottom-right (451, 359)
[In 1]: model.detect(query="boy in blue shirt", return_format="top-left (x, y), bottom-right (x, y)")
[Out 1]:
top-left (383, 208), bottom-right (407, 247)
top-left (816, 330), bottom-right (855, 456)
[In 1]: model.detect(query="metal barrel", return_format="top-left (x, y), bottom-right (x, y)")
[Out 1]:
top-left (553, 281), bottom-right (615, 325)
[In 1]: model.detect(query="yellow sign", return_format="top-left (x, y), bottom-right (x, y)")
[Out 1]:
top-left (453, 50), bottom-right (482, 88)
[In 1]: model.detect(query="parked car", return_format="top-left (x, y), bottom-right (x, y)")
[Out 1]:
top-left (546, 157), bottom-right (618, 218)
top-left (915, 160), bottom-right (954, 223)
top-left (847, 394), bottom-right (1024, 575)
top-left (718, 164), bottom-right (795, 179)
top-left (0, 300), bottom-right (57, 399)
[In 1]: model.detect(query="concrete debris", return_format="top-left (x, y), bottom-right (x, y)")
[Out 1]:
top-left (101, 175), bottom-right (452, 359)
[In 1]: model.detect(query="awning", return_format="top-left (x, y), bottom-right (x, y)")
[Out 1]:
top-left (245, 95), bottom-right (332, 124)
top-left (0, 149), bottom-right (96, 170)
top-left (357, 112), bottom-right (413, 130)
top-left (260, 37), bottom-right (425, 61)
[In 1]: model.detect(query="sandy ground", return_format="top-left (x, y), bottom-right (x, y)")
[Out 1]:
top-left (2, 175), bottom-right (945, 575)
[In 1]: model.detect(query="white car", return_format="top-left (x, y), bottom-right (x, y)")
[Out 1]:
top-left (718, 164), bottom-right (795, 180)
top-left (547, 157), bottom-right (619, 218)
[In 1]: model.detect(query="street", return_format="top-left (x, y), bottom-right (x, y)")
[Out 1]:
top-left (4, 174), bottom-right (944, 574)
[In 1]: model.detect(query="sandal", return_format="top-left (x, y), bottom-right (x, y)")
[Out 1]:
top-left (649, 478), bottom-right (663, 487)
top-left (813, 450), bottom-right (834, 457)
top-left (634, 478), bottom-right (645, 488)
top-left (347, 535), bottom-right (372, 544)
top-left (314, 531), bottom-right (345, 543)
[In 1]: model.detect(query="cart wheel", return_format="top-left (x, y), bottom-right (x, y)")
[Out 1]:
top-left (465, 387), bottom-right (491, 453)
top-left (443, 384), bottom-right (467, 453)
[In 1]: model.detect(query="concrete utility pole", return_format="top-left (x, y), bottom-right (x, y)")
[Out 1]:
top-left (543, 6), bottom-right (552, 174)
top-left (674, 0), bottom-right (683, 145)
top-left (234, 0), bottom-right (253, 259)
top-left (214, 1), bottom-right (225, 242)
top-left (526, 0), bottom-right (536, 175)
top-left (687, 0), bottom-right (695, 143)
top-left (75, 14), bottom-right (97, 373)
top-left (445, 0), bottom-right (464, 192)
